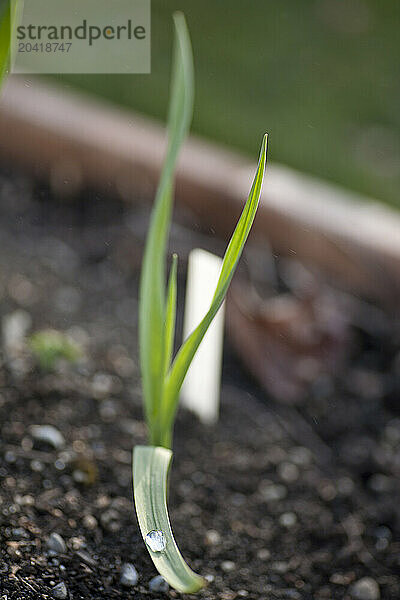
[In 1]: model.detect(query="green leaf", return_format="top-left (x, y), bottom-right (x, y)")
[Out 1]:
top-left (164, 254), bottom-right (178, 377)
top-left (138, 12), bottom-right (194, 445)
top-left (0, 0), bottom-right (21, 87)
top-left (133, 445), bottom-right (205, 594)
top-left (160, 133), bottom-right (268, 447)
top-left (0, 0), bottom-right (13, 85)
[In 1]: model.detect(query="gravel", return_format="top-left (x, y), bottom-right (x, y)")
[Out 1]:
top-left (120, 563), bottom-right (139, 587)
top-left (52, 582), bottom-right (68, 599)
top-left (46, 533), bottom-right (67, 554)
top-left (148, 575), bottom-right (169, 593)
top-left (350, 577), bottom-right (380, 600)
top-left (31, 425), bottom-right (65, 449)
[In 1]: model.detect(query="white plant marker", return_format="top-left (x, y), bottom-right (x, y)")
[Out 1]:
top-left (181, 248), bottom-right (225, 425)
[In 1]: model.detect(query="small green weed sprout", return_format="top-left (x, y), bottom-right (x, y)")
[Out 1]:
top-left (133, 12), bottom-right (268, 594)
top-left (28, 329), bottom-right (82, 371)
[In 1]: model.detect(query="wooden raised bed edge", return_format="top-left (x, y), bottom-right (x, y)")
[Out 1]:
top-left (0, 76), bottom-right (399, 301)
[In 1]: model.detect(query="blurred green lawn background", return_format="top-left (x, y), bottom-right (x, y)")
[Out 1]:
top-left (55, 1), bottom-right (400, 208)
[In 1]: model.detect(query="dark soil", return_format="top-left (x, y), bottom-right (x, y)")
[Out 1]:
top-left (0, 168), bottom-right (399, 600)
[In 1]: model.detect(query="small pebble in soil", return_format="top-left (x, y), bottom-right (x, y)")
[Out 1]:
top-left (120, 562), bottom-right (138, 587)
top-left (12, 527), bottom-right (29, 540)
top-left (30, 459), bottom-right (44, 472)
top-left (278, 461), bottom-right (299, 482)
top-left (31, 425), bottom-right (65, 449)
top-left (75, 550), bottom-right (97, 567)
top-left (258, 481), bottom-right (287, 502)
top-left (70, 536), bottom-right (85, 550)
top-left (5, 451), bottom-right (16, 463)
top-left (145, 529), bottom-right (166, 552)
top-left (221, 560), bottom-right (236, 572)
top-left (374, 525), bottom-right (392, 551)
top-left (99, 399), bottom-right (118, 422)
top-left (205, 529), bottom-right (221, 545)
top-left (72, 469), bottom-right (87, 484)
top-left (52, 582), bottom-right (68, 599)
top-left (149, 575), bottom-right (169, 593)
top-left (350, 577), bottom-right (380, 600)
top-left (100, 508), bottom-right (121, 532)
top-left (337, 476), bottom-right (355, 496)
top-left (271, 561), bottom-right (289, 574)
top-left (46, 533), bottom-right (67, 554)
top-left (279, 512), bottom-right (297, 528)
top-left (3, 309), bottom-right (31, 354)
top-left (92, 373), bottom-right (114, 398)
top-left (331, 573), bottom-right (353, 585)
top-left (318, 480), bottom-right (337, 501)
top-left (82, 514), bottom-right (98, 530)
top-left (288, 446), bottom-right (312, 466)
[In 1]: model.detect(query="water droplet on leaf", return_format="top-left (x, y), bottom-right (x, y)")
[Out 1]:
top-left (145, 529), bottom-right (166, 552)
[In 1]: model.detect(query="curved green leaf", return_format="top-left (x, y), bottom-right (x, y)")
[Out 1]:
top-left (0, 0), bottom-right (19, 86)
top-left (133, 445), bottom-right (205, 593)
top-left (159, 133), bottom-right (268, 447)
top-left (138, 12), bottom-right (194, 445)
top-left (164, 253), bottom-right (178, 376)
